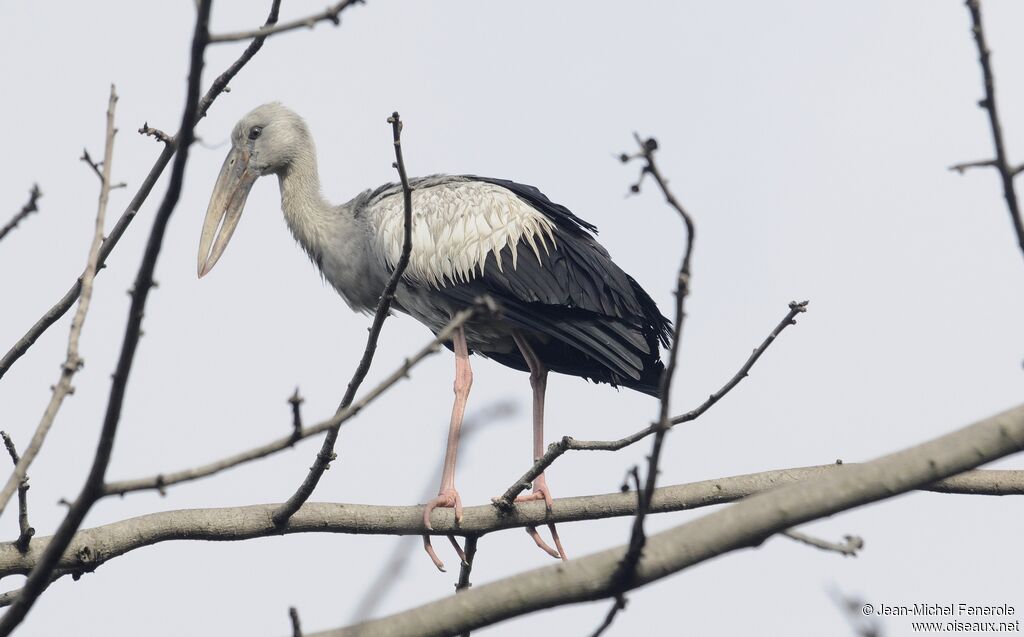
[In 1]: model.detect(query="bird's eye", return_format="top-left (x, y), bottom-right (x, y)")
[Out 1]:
top-left (248, 126), bottom-right (263, 140)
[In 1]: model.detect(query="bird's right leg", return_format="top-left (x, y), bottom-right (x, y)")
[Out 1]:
top-left (511, 331), bottom-right (566, 561)
top-left (422, 325), bottom-right (472, 572)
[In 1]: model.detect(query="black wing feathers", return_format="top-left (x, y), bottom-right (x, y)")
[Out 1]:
top-left (437, 177), bottom-right (671, 396)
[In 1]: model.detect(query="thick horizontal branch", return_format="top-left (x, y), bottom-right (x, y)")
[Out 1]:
top-left (209, 0), bottom-right (363, 43)
top-left (3, 464), bottom-right (1021, 579)
top-left (323, 403), bottom-right (1024, 637)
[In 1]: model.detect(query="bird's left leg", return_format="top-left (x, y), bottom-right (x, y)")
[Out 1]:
top-left (511, 331), bottom-right (567, 561)
top-left (422, 325), bottom-right (472, 571)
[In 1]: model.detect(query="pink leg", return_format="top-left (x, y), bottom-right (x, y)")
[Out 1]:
top-left (512, 332), bottom-right (567, 561)
top-left (422, 325), bottom-right (472, 571)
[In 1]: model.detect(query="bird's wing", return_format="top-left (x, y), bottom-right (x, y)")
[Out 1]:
top-left (365, 176), bottom-right (559, 288)
top-left (362, 176), bottom-right (671, 392)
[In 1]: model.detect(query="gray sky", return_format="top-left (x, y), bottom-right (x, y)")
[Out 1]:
top-left (2, 1), bottom-right (1023, 635)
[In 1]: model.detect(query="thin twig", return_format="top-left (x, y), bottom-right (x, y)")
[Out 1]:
top-left (289, 606), bottom-right (303, 637)
top-left (80, 148), bottom-right (104, 182)
top-left (195, 0), bottom-right (284, 121)
top-left (455, 535), bottom-right (479, 592)
top-left (0, 0), bottom-right (287, 381)
top-left (0, 434), bottom-right (33, 552)
top-left (782, 529), bottom-right (863, 557)
top-left (671, 300), bottom-right (808, 425)
top-left (948, 158), bottom-right (997, 174)
top-left (956, 0), bottom-right (1024, 262)
top-left (456, 535), bottom-right (480, 637)
top-left (597, 134), bottom-right (696, 633)
top-left (209, 0), bottom-right (363, 43)
top-left (0, 5), bottom-right (212, 630)
top-left (138, 122), bottom-right (172, 145)
top-left (81, 149), bottom-right (127, 190)
top-left (494, 299), bottom-right (807, 509)
top-left (590, 467), bottom-right (642, 637)
top-left (271, 111), bottom-right (416, 527)
top-left (104, 309), bottom-right (477, 497)
top-left (288, 388), bottom-right (304, 443)
top-left (0, 86), bottom-right (120, 521)
top-left (590, 597), bottom-right (627, 637)
top-left (0, 571), bottom-right (67, 609)
top-left (0, 185), bottom-right (42, 244)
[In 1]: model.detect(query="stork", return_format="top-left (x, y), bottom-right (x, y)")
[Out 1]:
top-left (199, 103), bottom-right (671, 569)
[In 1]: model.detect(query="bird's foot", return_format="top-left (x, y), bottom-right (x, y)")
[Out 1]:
top-left (422, 534), bottom-right (467, 573)
top-left (514, 473), bottom-right (555, 511)
top-left (423, 487), bottom-right (464, 529)
top-left (514, 474), bottom-right (567, 561)
top-left (422, 487), bottom-right (465, 572)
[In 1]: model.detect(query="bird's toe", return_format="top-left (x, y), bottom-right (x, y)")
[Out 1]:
top-left (525, 525), bottom-right (562, 559)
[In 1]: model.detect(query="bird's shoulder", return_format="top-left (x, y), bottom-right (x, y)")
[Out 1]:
top-left (355, 174), bottom-right (597, 233)
top-left (357, 174), bottom-right (601, 287)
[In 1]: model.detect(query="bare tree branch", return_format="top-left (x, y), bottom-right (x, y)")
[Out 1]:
top-left (1, 463), bottom-right (1019, 582)
top-left (271, 111), bottom-right (417, 526)
top-left (455, 535), bottom-right (479, 593)
top-left (0, 571), bottom-right (66, 610)
top-left (0, 0), bottom-right (287, 381)
top-left (209, 0), bottom-right (364, 43)
top-left (953, 0), bottom-right (1024, 262)
top-left (949, 158), bottom-right (998, 173)
top-left (79, 148), bottom-right (105, 182)
top-left (0, 3), bottom-right (214, 628)
top-left (589, 596), bottom-right (626, 637)
top-left (288, 388), bottom-right (305, 443)
top-left (0, 185), bottom-right (42, 244)
top-left (103, 308), bottom-right (477, 497)
top-left (289, 606), bottom-right (303, 637)
top-left (494, 299), bottom-right (807, 509)
top-left (782, 529), bottom-right (863, 557)
top-left (0, 86), bottom-right (120, 522)
top-left (670, 300), bottom-right (808, 425)
top-left (455, 535), bottom-right (480, 637)
top-left (79, 148), bottom-right (126, 189)
top-left (0, 434), bottom-right (33, 553)
top-left (318, 403), bottom-right (1024, 637)
top-left (604, 134), bottom-right (698, 630)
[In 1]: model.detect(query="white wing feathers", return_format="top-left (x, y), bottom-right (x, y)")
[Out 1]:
top-left (370, 181), bottom-right (557, 287)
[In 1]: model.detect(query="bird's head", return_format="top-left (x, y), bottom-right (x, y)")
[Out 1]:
top-left (198, 102), bottom-right (311, 277)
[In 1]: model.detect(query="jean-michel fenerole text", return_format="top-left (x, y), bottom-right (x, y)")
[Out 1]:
top-left (875, 603), bottom-right (1015, 617)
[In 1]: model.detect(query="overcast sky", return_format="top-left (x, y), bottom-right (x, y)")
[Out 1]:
top-left (2, 1), bottom-right (1023, 635)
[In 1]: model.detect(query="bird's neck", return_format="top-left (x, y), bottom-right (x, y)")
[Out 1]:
top-left (277, 149), bottom-right (332, 261)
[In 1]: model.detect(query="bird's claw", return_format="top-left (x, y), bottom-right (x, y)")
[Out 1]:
top-left (422, 488), bottom-right (465, 572)
top-left (514, 485), bottom-right (555, 511)
top-left (515, 473), bottom-right (555, 511)
top-left (421, 533), bottom-right (467, 573)
top-left (423, 488), bottom-right (463, 530)
top-left (525, 524), bottom-right (566, 560)
top-left (514, 475), bottom-right (566, 561)
top-left (422, 535), bottom-right (446, 572)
